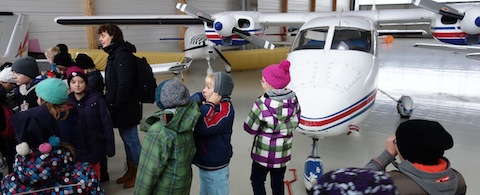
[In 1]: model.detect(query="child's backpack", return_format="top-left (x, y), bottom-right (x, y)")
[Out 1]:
top-left (0, 104), bottom-right (14, 139)
top-left (135, 56), bottom-right (157, 103)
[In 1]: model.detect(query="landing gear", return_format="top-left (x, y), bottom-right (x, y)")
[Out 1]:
top-left (304, 138), bottom-right (323, 194)
top-left (377, 89), bottom-right (413, 118)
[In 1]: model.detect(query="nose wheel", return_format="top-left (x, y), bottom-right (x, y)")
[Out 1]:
top-left (304, 138), bottom-right (323, 194)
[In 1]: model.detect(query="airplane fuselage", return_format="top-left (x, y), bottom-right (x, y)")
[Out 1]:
top-left (287, 17), bottom-right (378, 138)
top-left (205, 12), bottom-right (264, 46)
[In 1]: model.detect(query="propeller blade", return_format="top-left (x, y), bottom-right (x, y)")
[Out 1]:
top-left (176, 3), bottom-right (214, 24)
top-left (184, 44), bottom-right (208, 52)
top-left (232, 27), bottom-right (275, 50)
top-left (413, 0), bottom-right (464, 20)
top-left (214, 47), bottom-right (232, 68)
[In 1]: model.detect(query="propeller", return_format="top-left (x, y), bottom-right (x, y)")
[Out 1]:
top-left (413, 0), bottom-right (480, 35)
top-left (176, 3), bottom-right (275, 50)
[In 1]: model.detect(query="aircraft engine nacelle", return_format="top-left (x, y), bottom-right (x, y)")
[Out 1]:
top-left (214, 15), bottom-right (236, 37)
top-left (460, 8), bottom-right (480, 35)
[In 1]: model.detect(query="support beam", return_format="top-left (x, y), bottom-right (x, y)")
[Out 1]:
top-left (310, 0), bottom-right (316, 12)
top-left (84, 0), bottom-right (97, 49)
top-left (178, 0), bottom-right (187, 51)
top-left (281, 0), bottom-right (288, 13)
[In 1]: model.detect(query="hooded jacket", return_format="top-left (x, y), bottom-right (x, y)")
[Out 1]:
top-left (11, 106), bottom-right (59, 149)
top-left (134, 101), bottom-right (200, 195)
top-left (103, 41), bottom-right (141, 128)
top-left (0, 146), bottom-right (104, 194)
top-left (366, 150), bottom-right (467, 195)
top-left (244, 89), bottom-right (301, 168)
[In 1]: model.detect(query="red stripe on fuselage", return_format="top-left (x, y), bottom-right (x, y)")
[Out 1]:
top-left (432, 32), bottom-right (468, 38)
top-left (299, 93), bottom-right (376, 127)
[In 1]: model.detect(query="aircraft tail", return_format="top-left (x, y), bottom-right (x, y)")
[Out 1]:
top-left (0, 12), bottom-right (29, 63)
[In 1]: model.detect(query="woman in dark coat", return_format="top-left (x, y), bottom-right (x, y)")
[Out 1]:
top-left (98, 24), bottom-right (142, 189)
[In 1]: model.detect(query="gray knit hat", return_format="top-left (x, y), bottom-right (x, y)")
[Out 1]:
top-left (12, 56), bottom-right (39, 79)
top-left (155, 79), bottom-right (190, 110)
top-left (213, 72), bottom-right (234, 97)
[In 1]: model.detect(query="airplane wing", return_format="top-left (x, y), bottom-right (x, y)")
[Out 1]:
top-left (414, 42), bottom-right (480, 60)
top-left (54, 15), bottom-right (202, 25)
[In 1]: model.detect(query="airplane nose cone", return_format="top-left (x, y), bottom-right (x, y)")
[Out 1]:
top-left (214, 22), bottom-right (223, 31)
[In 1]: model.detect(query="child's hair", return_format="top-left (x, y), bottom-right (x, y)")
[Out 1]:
top-left (45, 102), bottom-right (69, 120)
top-left (205, 73), bottom-right (215, 86)
top-left (44, 46), bottom-right (60, 60)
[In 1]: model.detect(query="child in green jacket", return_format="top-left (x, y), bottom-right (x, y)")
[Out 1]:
top-left (134, 79), bottom-right (200, 195)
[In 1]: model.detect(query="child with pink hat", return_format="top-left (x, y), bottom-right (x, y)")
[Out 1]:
top-left (244, 60), bottom-right (301, 195)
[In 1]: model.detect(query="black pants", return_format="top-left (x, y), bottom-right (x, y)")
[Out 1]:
top-left (250, 161), bottom-right (286, 195)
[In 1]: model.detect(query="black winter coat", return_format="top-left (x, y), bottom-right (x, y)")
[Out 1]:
top-left (103, 41), bottom-right (142, 128)
top-left (68, 90), bottom-right (115, 163)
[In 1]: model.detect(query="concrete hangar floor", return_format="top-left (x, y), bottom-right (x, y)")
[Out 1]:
top-left (102, 38), bottom-right (480, 194)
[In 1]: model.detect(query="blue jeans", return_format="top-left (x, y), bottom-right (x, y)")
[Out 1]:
top-left (118, 125), bottom-right (142, 165)
top-left (250, 162), bottom-right (286, 195)
top-left (199, 166), bottom-right (230, 195)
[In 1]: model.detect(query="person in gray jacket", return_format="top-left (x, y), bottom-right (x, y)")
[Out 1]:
top-left (365, 119), bottom-right (466, 195)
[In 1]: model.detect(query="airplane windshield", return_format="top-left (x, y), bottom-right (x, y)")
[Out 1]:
top-left (292, 27), bottom-right (373, 54)
top-left (332, 27), bottom-right (372, 53)
top-left (292, 27), bottom-right (328, 51)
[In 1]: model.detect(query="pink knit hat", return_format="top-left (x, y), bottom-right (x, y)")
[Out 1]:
top-left (262, 60), bottom-right (291, 89)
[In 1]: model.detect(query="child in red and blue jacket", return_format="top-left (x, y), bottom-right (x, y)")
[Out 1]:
top-left (190, 72), bottom-right (234, 195)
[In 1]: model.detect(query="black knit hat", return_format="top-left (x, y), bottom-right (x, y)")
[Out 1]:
top-left (54, 53), bottom-right (73, 67)
top-left (75, 54), bottom-right (95, 69)
top-left (12, 56), bottom-right (39, 79)
top-left (396, 119), bottom-right (454, 165)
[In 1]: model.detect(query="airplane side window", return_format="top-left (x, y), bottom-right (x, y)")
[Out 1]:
top-left (292, 28), bottom-right (328, 51)
top-left (238, 19), bottom-right (250, 28)
top-left (331, 28), bottom-right (372, 54)
top-left (441, 15), bottom-right (457, 25)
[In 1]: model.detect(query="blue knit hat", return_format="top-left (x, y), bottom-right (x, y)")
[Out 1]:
top-left (155, 79), bottom-right (190, 110)
top-left (35, 78), bottom-right (68, 104)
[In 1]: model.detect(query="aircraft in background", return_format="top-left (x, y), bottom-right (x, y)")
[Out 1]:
top-left (0, 12), bottom-right (29, 64)
top-left (54, 0), bottom-right (480, 190)
top-left (412, 0), bottom-right (480, 59)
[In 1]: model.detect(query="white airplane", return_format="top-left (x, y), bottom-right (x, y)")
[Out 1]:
top-left (54, 0), bottom-right (480, 190)
top-left (0, 12), bottom-right (29, 64)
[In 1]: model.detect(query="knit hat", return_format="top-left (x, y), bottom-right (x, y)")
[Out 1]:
top-left (35, 78), bottom-right (68, 105)
top-left (75, 53), bottom-right (95, 69)
top-left (0, 67), bottom-right (15, 83)
top-left (57, 43), bottom-right (69, 53)
top-left (155, 79), bottom-right (190, 110)
top-left (262, 60), bottom-right (291, 89)
top-left (54, 52), bottom-right (73, 67)
top-left (213, 72), bottom-right (234, 96)
top-left (66, 66), bottom-right (88, 86)
top-left (395, 119), bottom-right (453, 165)
top-left (11, 56), bottom-right (39, 79)
top-left (313, 167), bottom-right (398, 194)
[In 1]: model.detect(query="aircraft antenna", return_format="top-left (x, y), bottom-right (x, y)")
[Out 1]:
top-left (371, 0), bottom-right (377, 11)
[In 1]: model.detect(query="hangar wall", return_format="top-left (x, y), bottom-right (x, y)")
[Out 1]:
top-left (1, 0), bottom-right (241, 53)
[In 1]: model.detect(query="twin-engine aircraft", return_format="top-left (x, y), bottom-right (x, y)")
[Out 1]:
top-left (53, 0), bottom-right (480, 190)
